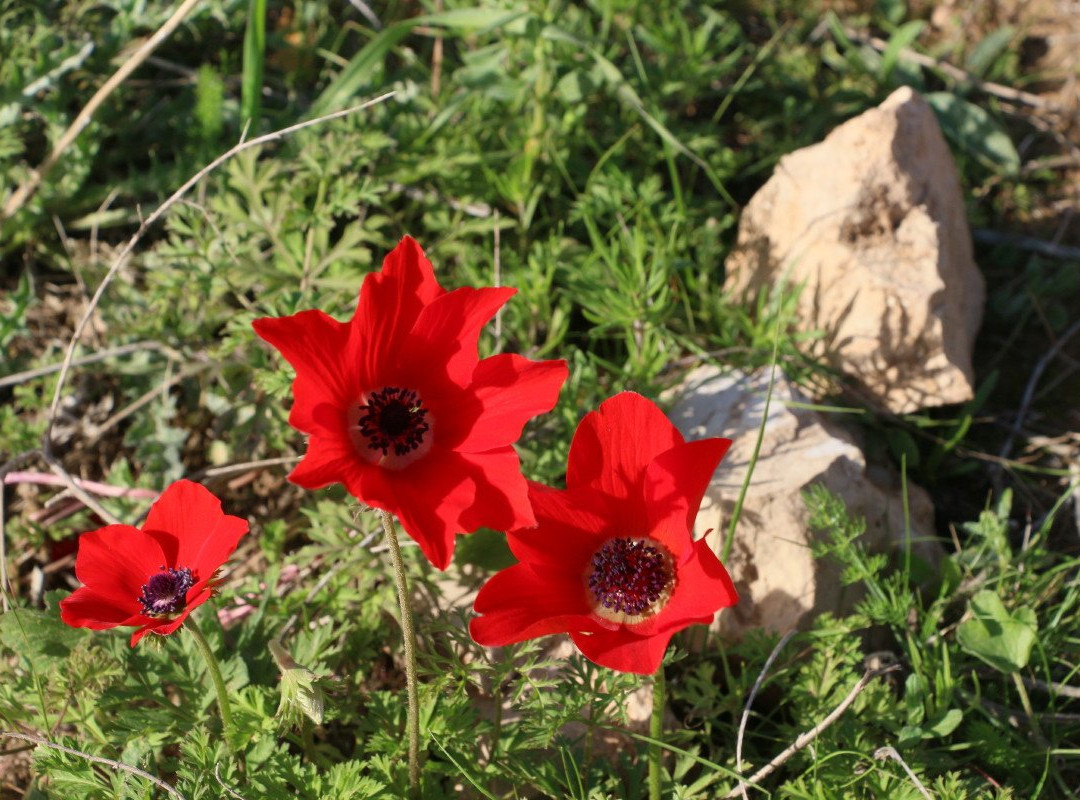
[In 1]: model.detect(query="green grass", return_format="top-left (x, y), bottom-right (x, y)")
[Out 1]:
top-left (2, 0), bottom-right (1079, 797)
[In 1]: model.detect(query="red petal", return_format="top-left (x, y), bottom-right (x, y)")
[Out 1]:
top-left (388, 447), bottom-right (534, 570)
top-left (399, 286), bottom-right (516, 390)
top-left (253, 310), bottom-right (358, 432)
top-left (129, 597), bottom-right (203, 647)
top-left (470, 564), bottom-right (603, 646)
top-left (651, 537), bottom-right (737, 634)
top-left (353, 236), bottom-right (445, 385)
top-left (59, 587), bottom-right (143, 629)
top-left (570, 628), bottom-right (672, 674)
top-left (289, 434), bottom-right (363, 490)
top-left (566, 393), bottom-right (684, 512)
top-left (72, 525), bottom-right (168, 606)
top-left (451, 355), bottom-right (568, 452)
top-left (288, 434), bottom-right (400, 517)
top-left (644, 437), bottom-right (731, 557)
top-left (143, 481), bottom-right (248, 582)
top-left (506, 483), bottom-right (611, 569)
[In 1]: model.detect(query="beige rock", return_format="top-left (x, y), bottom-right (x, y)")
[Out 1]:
top-left (668, 365), bottom-right (941, 638)
top-left (724, 86), bottom-right (984, 414)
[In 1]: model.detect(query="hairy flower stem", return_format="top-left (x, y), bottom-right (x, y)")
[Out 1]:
top-left (380, 510), bottom-right (421, 796)
top-left (649, 664), bottom-right (666, 800)
top-left (185, 616), bottom-right (236, 754)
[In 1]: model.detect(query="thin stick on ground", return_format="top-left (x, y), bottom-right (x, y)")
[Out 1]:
top-left (3, 471), bottom-right (158, 499)
top-left (0, 731), bottom-right (187, 800)
top-left (214, 763), bottom-right (247, 800)
top-left (873, 746), bottom-right (933, 800)
top-left (973, 229), bottom-right (1080, 263)
top-left (42, 451), bottom-right (122, 526)
top-left (2, 0), bottom-right (202, 221)
top-left (40, 91), bottom-right (395, 463)
top-left (724, 665), bottom-right (900, 798)
top-left (0, 451), bottom-right (43, 611)
top-left (843, 28), bottom-right (1057, 111)
top-left (187, 456), bottom-right (301, 482)
top-left (998, 317), bottom-right (1080, 462)
top-left (735, 631), bottom-right (794, 800)
top-left (0, 341), bottom-right (177, 390)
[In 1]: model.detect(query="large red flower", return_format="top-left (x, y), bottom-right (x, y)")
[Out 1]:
top-left (59, 480), bottom-right (249, 646)
top-left (470, 392), bottom-right (737, 674)
top-left (252, 236), bottom-right (568, 569)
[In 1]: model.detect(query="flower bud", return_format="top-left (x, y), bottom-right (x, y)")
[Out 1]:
top-left (269, 639), bottom-right (325, 726)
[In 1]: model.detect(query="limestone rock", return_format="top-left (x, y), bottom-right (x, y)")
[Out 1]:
top-left (724, 86), bottom-right (984, 414)
top-left (668, 365), bottom-right (941, 638)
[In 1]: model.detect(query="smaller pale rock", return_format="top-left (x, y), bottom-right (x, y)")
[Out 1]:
top-left (724, 86), bottom-right (984, 414)
top-left (669, 365), bottom-right (941, 638)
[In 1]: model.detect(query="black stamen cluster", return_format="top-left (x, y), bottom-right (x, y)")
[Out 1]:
top-left (138, 566), bottom-right (195, 616)
top-left (357, 387), bottom-right (430, 456)
top-left (588, 538), bottom-right (670, 616)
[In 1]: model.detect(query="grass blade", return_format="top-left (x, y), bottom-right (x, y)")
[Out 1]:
top-left (241, 0), bottom-right (267, 130)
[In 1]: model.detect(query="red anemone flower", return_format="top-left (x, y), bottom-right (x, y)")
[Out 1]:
top-left (59, 480), bottom-right (249, 646)
top-left (252, 236), bottom-right (568, 570)
top-left (470, 392), bottom-right (737, 674)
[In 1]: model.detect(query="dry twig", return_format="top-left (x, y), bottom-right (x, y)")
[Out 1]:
top-left (998, 317), bottom-right (1080, 463)
top-left (3, 471), bottom-right (158, 499)
top-left (734, 631), bottom-right (795, 800)
top-left (214, 762), bottom-right (247, 800)
top-left (0, 341), bottom-right (178, 390)
top-left (36, 93), bottom-right (393, 524)
top-left (2, 0), bottom-right (202, 220)
top-left (844, 28), bottom-right (1057, 111)
top-left (974, 229), bottom-right (1080, 262)
top-left (0, 731), bottom-right (187, 800)
top-left (724, 665), bottom-right (900, 797)
top-left (873, 746), bottom-right (934, 800)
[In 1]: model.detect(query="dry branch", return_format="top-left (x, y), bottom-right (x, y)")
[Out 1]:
top-left (844, 28), bottom-right (1057, 111)
top-left (725, 665), bottom-right (900, 798)
top-left (2, 0), bottom-right (202, 220)
top-left (735, 631), bottom-right (795, 800)
top-left (35, 93), bottom-right (394, 529)
top-left (0, 731), bottom-right (187, 800)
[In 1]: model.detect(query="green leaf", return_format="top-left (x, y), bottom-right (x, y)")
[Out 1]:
top-left (542, 24), bottom-right (734, 206)
top-left (195, 65), bottom-right (225, 141)
top-left (965, 27), bottom-right (1015, 77)
top-left (925, 707), bottom-right (963, 737)
top-left (876, 0), bottom-right (907, 26)
top-left (241, 0), bottom-right (267, 131)
top-left (925, 91), bottom-right (1020, 175)
top-left (957, 590), bottom-right (1038, 672)
top-left (0, 606), bottom-right (89, 664)
top-left (880, 20), bottom-right (924, 82)
top-left (413, 7), bottom-right (529, 31)
top-left (309, 10), bottom-right (530, 118)
top-left (0, 268), bottom-right (33, 349)
top-left (308, 24), bottom-right (412, 119)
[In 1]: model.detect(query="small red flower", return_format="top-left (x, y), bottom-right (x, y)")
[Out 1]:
top-left (252, 236), bottom-right (568, 569)
top-left (470, 392), bottom-right (737, 674)
top-left (59, 480), bottom-right (249, 646)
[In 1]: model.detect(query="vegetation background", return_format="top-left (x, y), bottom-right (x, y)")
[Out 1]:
top-left (1, 0), bottom-right (1079, 797)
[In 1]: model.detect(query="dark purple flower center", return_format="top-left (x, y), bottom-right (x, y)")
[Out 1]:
top-left (357, 387), bottom-right (430, 456)
top-left (588, 538), bottom-right (672, 617)
top-left (138, 567), bottom-right (194, 616)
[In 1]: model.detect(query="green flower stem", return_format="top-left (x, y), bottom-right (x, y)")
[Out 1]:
top-left (379, 510), bottom-right (421, 797)
top-left (185, 615), bottom-right (235, 753)
top-left (649, 663), bottom-right (666, 800)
